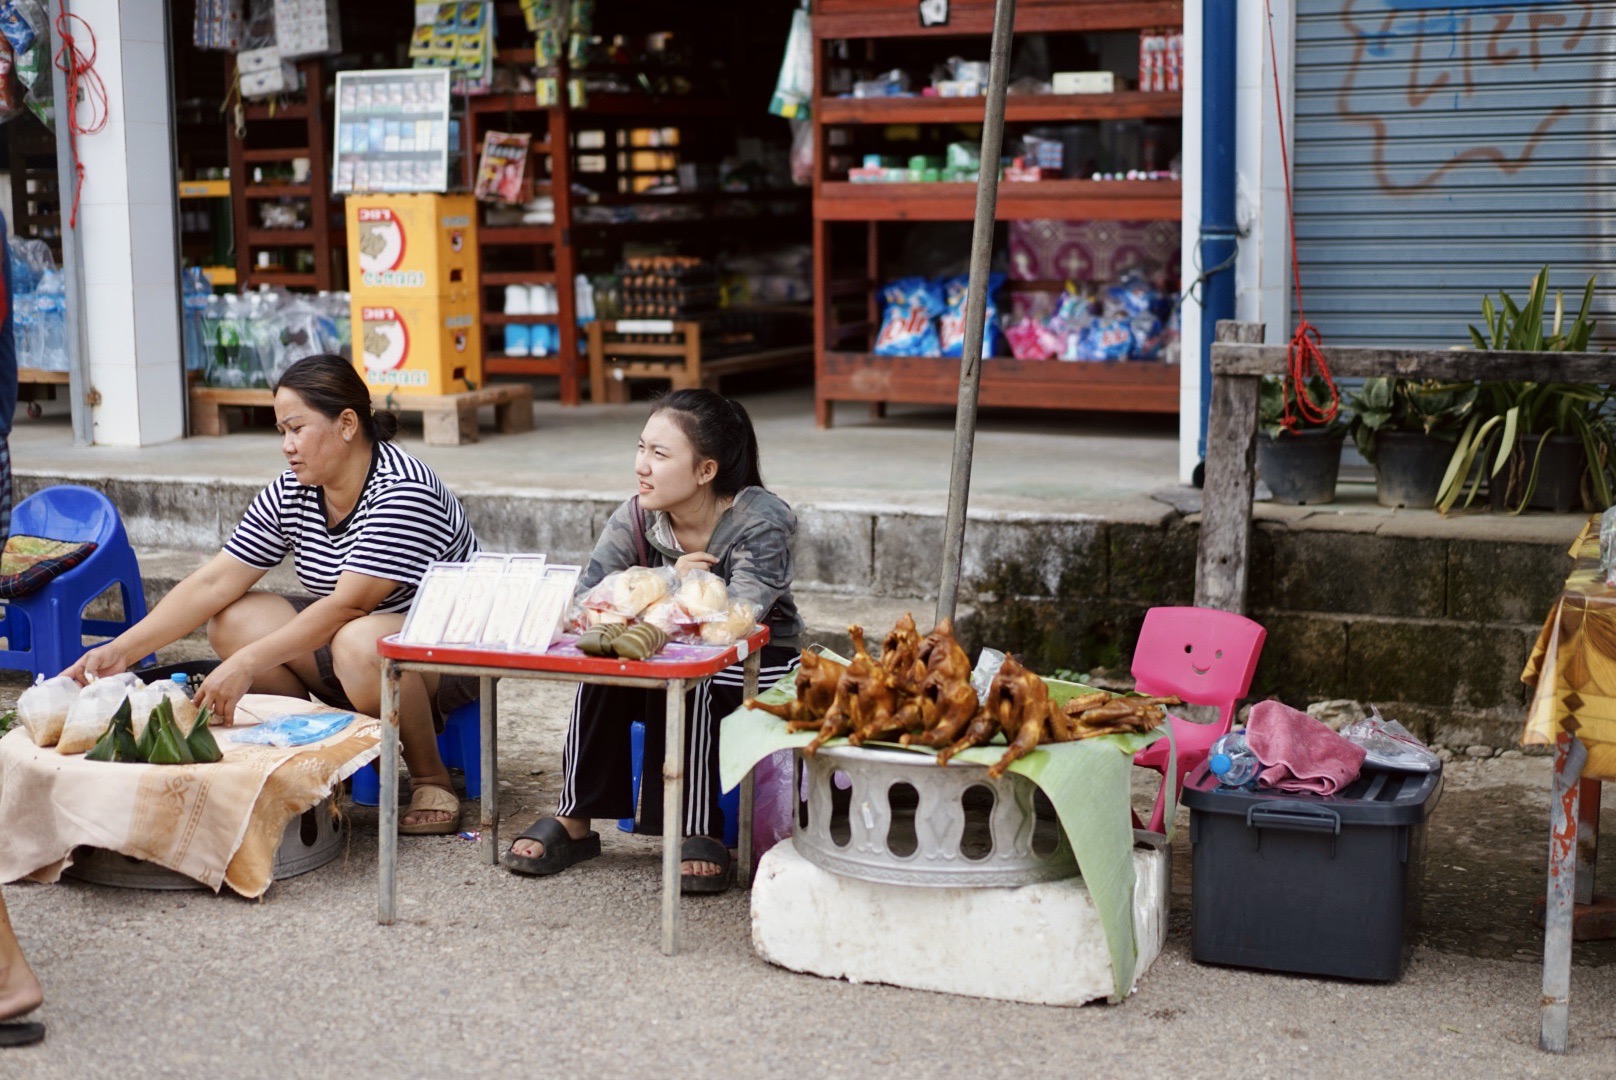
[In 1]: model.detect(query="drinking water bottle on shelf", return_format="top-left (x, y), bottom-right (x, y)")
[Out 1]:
top-left (1207, 731), bottom-right (1260, 789)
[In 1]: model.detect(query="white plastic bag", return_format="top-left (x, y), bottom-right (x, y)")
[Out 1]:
top-left (58, 673), bottom-right (140, 755)
top-left (127, 683), bottom-right (167, 743)
top-left (16, 674), bottom-right (80, 747)
top-left (1338, 707), bottom-right (1441, 774)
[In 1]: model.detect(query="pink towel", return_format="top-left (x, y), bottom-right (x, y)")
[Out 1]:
top-left (1245, 700), bottom-right (1367, 797)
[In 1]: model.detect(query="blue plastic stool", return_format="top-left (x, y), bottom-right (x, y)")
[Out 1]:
top-left (0, 485), bottom-right (154, 677)
top-left (351, 698), bottom-right (480, 806)
top-left (619, 719), bottom-right (739, 848)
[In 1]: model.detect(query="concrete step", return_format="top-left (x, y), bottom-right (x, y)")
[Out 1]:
top-left (125, 548), bottom-right (958, 659)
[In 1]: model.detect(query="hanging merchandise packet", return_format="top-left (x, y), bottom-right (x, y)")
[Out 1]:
top-left (229, 712), bottom-right (356, 748)
top-left (873, 277), bottom-right (944, 357)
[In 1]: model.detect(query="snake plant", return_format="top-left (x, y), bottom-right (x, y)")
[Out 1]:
top-left (1437, 268), bottom-right (1611, 514)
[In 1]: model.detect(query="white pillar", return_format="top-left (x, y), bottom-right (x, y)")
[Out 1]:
top-left (68, 0), bottom-right (184, 445)
top-left (1178, 0), bottom-right (1294, 484)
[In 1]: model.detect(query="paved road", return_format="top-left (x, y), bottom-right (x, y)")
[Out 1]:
top-left (4, 669), bottom-right (1615, 1077)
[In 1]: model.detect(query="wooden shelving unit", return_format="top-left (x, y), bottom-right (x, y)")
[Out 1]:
top-left (809, 0), bottom-right (1183, 427)
top-left (7, 114), bottom-right (61, 264)
top-left (226, 59), bottom-right (342, 293)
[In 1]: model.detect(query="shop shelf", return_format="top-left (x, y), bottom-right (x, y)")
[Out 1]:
top-left (178, 179), bottom-right (232, 199)
top-left (814, 179), bottom-right (1182, 222)
top-left (242, 183), bottom-right (313, 199)
top-left (479, 224), bottom-right (558, 245)
top-left (482, 270), bottom-right (558, 286)
top-left (816, 351), bottom-right (1181, 415)
top-left (483, 312), bottom-right (561, 325)
top-left (817, 91), bottom-right (1182, 125)
top-left (246, 228), bottom-right (316, 246)
top-left (811, 0), bottom-right (1183, 38)
top-left (244, 102), bottom-right (310, 121)
top-left (247, 270), bottom-right (318, 288)
top-left (485, 354), bottom-right (567, 377)
top-left (241, 147), bottom-right (310, 163)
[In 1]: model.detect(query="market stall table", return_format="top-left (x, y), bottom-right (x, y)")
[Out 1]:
top-left (0, 694), bottom-right (379, 896)
top-left (375, 627), bottom-right (769, 954)
top-left (1522, 515), bottom-right (1616, 1052)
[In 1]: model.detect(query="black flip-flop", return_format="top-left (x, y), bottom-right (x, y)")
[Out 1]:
top-left (504, 817), bottom-right (601, 877)
top-left (0, 1021), bottom-right (44, 1048)
top-left (680, 835), bottom-right (733, 895)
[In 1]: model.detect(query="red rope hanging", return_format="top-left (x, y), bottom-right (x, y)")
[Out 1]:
top-left (53, 12), bottom-right (108, 229)
top-left (1264, 0), bottom-right (1339, 432)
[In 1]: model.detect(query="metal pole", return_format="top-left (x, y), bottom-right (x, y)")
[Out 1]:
top-left (936, 0), bottom-right (1016, 624)
top-left (377, 659), bottom-right (401, 924)
top-left (47, 0), bottom-right (93, 447)
top-left (661, 677), bottom-right (686, 956)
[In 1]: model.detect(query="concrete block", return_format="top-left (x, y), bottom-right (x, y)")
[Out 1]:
top-left (872, 513), bottom-right (944, 598)
top-left (792, 507), bottom-right (875, 590)
top-left (1108, 520), bottom-right (1195, 606)
top-left (750, 838), bottom-right (1168, 1006)
top-left (1249, 613), bottom-right (1348, 703)
top-left (1345, 617), bottom-right (1461, 706)
top-left (1265, 530), bottom-right (1445, 618)
top-left (1446, 539), bottom-right (1573, 624)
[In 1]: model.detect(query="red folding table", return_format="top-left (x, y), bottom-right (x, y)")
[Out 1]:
top-left (375, 627), bottom-right (770, 954)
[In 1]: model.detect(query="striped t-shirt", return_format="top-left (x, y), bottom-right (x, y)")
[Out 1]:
top-left (224, 440), bottom-right (479, 613)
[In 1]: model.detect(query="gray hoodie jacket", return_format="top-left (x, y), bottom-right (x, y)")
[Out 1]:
top-left (579, 486), bottom-right (805, 648)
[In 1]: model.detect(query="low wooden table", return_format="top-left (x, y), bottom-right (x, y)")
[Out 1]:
top-left (1522, 516), bottom-right (1616, 1052)
top-left (188, 383), bottom-right (534, 445)
top-left (17, 367), bottom-right (69, 419)
top-left (374, 627), bottom-right (769, 955)
top-left (587, 312), bottom-right (811, 404)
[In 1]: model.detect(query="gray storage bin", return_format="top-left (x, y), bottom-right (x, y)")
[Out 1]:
top-left (1182, 761), bottom-right (1443, 981)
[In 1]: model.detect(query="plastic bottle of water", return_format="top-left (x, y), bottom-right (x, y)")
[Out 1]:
top-left (1207, 731), bottom-right (1260, 789)
top-left (182, 268), bottom-right (212, 373)
top-left (34, 270), bottom-right (68, 372)
top-left (12, 290), bottom-right (40, 372)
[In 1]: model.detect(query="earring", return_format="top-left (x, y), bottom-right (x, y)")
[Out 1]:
top-left (344, 434), bottom-right (351, 442)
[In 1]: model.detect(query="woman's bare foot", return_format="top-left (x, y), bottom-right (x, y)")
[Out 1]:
top-left (0, 960), bottom-right (43, 1022)
top-left (401, 782), bottom-right (458, 829)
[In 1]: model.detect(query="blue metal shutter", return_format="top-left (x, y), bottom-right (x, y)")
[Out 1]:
top-left (1292, 0), bottom-right (1616, 348)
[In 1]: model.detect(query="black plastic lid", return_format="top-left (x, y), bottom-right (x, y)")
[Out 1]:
top-left (1181, 760), bottom-right (1443, 826)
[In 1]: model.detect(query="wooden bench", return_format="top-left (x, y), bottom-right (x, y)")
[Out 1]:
top-left (189, 382), bottom-right (534, 446)
top-left (587, 310), bottom-right (812, 404)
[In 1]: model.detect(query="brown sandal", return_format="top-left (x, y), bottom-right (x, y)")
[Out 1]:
top-left (399, 784), bottom-right (461, 836)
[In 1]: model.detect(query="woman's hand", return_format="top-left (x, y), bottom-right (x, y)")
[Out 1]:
top-left (61, 643), bottom-right (132, 685)
top-left (195, 654), bottom-right (258, 726)
top-left (674, 551), bottom-right (718, 577)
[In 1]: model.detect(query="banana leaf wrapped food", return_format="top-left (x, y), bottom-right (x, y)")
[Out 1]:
top-left (85, 697), bottom-right (140, 763)
top-left (186, 705), bottom-right (222, 764)
top-left (142, 698), bottom-right (195, 765)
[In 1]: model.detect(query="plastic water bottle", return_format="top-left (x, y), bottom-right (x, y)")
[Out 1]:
top-left (12, 290), bottom-right (40, 371)
top-left (182, 268), bottom-right (212, 373)
top-left (34, 269), bottom-right (68, 372)
top-left (1208, 731), bottom-right (1259, 789)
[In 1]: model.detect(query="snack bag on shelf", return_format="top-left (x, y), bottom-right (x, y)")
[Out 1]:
top-left (16, 673), bottom-right (80, 747)
top-left (873, 277), bottom-right (944, 357)
top-left (1004, 316), bottom-right (1061, 360)
top-left (937, 272), bottom-right (1004, 359)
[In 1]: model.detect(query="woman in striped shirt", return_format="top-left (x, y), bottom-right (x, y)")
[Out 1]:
top-left (64, 355), bottom-right (479, 835)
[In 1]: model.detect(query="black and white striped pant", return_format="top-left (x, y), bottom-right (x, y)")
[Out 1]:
top-left (557, 644), bottom-right (800, 840)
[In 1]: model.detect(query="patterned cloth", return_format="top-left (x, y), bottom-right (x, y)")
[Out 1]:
top-left (0, 534), bottom-right (96, 598)
top-left (1521, 516), bottom-right (1616, 779)
top-left (0, 694), bottom-right (379, 897)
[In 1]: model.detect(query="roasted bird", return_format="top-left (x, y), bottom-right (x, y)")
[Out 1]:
top-left (903, 618), bottom-right (981, 749)
top-left (744, 649), bottom-right (848, 730)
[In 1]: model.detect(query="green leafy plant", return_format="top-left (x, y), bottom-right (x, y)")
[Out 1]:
top-left (1258, 375), bottom-right (1343, 439)
top-left (1437, 268), bottom-right (1611, 514)
top-left (1345, 378), bottom-right (1478, 464)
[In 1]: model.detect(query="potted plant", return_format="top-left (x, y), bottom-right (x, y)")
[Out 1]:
top-left (1255, 375), bottom-right (1346, 505)
top-left (1436, 269), bottom-right (1613, 514)
top-left (1346, 378), bottom-right (1479, 508)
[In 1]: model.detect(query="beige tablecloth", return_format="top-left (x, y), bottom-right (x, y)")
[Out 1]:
top-left (0, 694), bottom-right (379, 896)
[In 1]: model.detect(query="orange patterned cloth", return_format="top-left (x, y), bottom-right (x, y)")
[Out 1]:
top-left (1522, 516), bottom-right (1616, 779)
top-left (0, 694), bottom-right (379, 897)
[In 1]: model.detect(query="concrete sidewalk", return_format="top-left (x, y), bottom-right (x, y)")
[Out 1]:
top-left (1, 659), bottom-right (1613, 1078)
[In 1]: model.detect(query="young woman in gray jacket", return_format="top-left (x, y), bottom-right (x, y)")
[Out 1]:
top-left (506, 389), bottom-right (803, 892)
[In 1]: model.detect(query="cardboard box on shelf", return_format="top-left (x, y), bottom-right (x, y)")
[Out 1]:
top-left (1052, 71), bottom-right (1116, 95)
top-left (352, 289), bottom-right (483, 396)
top-left (241, 62), bottom-right (300, 100)
top-left (344, 192), bottom-right (479, 292)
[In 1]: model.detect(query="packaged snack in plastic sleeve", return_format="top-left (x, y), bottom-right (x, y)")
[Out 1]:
top-left (16, 673), bottom-right (80, 747)
top-left (641, 597), bottom-right (691, 639)
top-left (584, 566), bottom-right (677, 619)
top-left (58, 674), bottom-right (141, 755)
top-left (699, 600), bottom-right (760, 646)
top-left (675, 569), bottom-right (730, 621)
top-left (478, 555), bottom-right (548, 648)
top-left (401, 563), bottom-right (466, 645)
top-left (441, 555), bottom-right (506, 644)
top-left (1338, 708), bottom-right (1441, 774)
top-left (937, 272), bottom-right (1004, 359)
top-left (230, 711), bottom-right (356, 748)
top-left (513, 565), bottom-right (579, 652)
top-left (873, 277), bottom-right (944, 357)
top-left (1004, 316), bottom-right (1061, 360)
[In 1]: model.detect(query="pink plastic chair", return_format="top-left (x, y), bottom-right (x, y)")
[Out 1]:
top-left (1130, 606), bottom-right (1266, 833)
